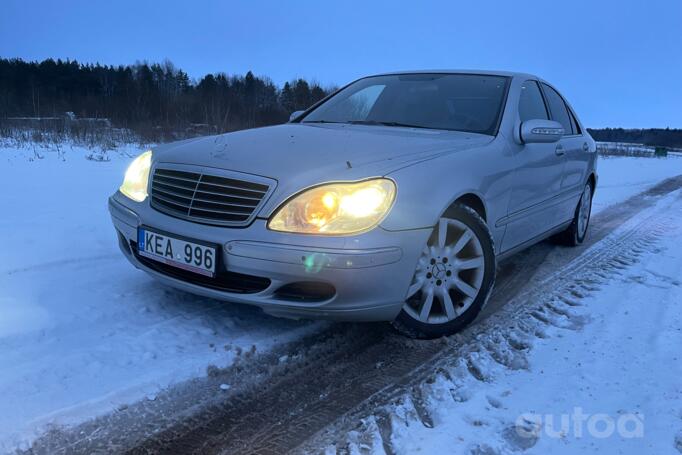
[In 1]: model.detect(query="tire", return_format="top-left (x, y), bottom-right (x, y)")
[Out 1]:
top-left (392, 204), bottom-right (496, 339)
top-left (553, 181), bottom-right (593, 246)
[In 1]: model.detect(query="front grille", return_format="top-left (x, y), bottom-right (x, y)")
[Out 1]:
top-left (150, 167), bottom-right (271, 226)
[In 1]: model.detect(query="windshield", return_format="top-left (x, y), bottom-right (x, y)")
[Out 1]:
top-left (301, 73), bottom-right (509, 135)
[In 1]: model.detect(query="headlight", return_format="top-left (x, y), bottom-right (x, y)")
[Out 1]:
top-left (119, 151), bottom-right (152, 202)
top-left (268, 178), bottom-right (396, 234)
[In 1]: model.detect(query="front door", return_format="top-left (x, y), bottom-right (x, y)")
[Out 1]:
top-left (502, 80), bottom-right (567, 251)
top-left (541, 83), bottom-right (590, 224)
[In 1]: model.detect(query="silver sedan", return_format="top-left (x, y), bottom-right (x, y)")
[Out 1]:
top-left (109, 70), bottom-right (597, 338)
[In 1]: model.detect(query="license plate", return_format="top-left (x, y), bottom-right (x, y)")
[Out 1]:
top-left (138, 228), bottom-right (216, 277)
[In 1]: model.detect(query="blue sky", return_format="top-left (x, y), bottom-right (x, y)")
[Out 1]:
top-left (1, 0), bottom-right (680, 128)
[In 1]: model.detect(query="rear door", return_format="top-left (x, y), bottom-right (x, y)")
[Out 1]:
top-left (502, 80), bottom-right (567, 251)
top-left (540, 83), bottom-right (589, 224)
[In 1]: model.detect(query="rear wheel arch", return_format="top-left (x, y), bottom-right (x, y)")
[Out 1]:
top-left (587, 173), bottom-right (597, 195)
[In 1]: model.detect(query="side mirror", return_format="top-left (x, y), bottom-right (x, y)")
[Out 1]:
top-left (289, 110), bottom-right (305, 122)
top-left (520, 119), bottom-right (564, 144)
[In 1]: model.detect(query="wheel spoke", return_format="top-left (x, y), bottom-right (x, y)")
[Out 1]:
top-left (438, 218), bottom-right (449, 248)
top-left (457, 256), bottom-right (484, 270)
top-left (407, 281), bottom-right (422, 298)
top-left (405, 216), bottom-right (487, 325)
top-left (578, 186), bottom-right (591, 236)
top-left (453, 277), bottom-right (478, 298)
top-left (441, 289), bottom-right (457, 319)
top-left (451, 230), bottom-right (472, 255)
top-left (419, 288), bottom-right (434, 321)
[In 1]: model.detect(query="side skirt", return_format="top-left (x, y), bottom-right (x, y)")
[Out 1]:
top-left (496, 220), bottom-right (572, 263)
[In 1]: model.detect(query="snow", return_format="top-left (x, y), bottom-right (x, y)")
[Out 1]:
top-left (0, 143), bottom-right (323, 452)
top-left (362, 194), bottom-right (682, 453)
top-left (593, 155), bottom-right (682, 214)
top-left (1, 143), bottom-right (682, 452)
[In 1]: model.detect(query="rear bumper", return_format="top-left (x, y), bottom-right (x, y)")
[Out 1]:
top-left (109, 193), bottom-right (430, 321)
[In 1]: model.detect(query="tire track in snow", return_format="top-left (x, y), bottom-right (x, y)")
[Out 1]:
top-left (2, 254), bottom-right (120, 276)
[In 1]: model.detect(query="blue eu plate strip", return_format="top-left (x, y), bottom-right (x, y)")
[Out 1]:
top-left (138, 229), bottom-right (146, 251)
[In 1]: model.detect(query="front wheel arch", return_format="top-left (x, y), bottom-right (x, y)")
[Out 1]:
top-left (446, 193), bottom-right (487, 223)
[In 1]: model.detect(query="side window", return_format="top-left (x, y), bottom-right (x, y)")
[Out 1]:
top-left (541, 83), bottom-right (574, 135)
top-left (569, 109), bottom-right (582, 135)
top-left (518, 81), bottom-right (548, 122)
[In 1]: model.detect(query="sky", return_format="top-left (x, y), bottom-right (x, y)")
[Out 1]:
top-left (1, 0), bottom-right (680, 128)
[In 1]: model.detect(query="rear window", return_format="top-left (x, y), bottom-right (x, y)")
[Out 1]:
top-left (569, 109), bottom-right (582, 135)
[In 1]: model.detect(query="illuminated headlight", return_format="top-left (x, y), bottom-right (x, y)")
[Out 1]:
top-left (268, 179), bottom-right (396, 235)
top-left (119, 151), bottom-right (152, 202)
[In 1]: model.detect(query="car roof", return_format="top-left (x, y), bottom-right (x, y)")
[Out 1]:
top-left (368, 69), bottom-right (540, 81)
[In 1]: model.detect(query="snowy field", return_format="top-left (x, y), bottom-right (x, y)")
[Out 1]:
top-left (1, 143), bottom-right (682, 452)
top-left (592, 155), bottom-right (682, 213)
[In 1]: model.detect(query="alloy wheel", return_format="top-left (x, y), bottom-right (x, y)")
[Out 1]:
top-left (578, 184), bottom-right (592, 238)
top-left (404, 217), bottom-right (485, 324)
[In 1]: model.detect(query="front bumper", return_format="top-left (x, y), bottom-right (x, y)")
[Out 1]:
top-left (109, 192), bottom-right (430, 321)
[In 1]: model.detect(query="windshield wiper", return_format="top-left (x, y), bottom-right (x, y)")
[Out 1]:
top-left (347, 120), bottom-right (432, 129)
top-left (303, 119), bottom-right (436, 130)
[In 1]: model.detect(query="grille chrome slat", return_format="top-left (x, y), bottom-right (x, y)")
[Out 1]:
top-left (153, 175), bottom-right (199, 191)
top-left (190, 194), bottom-right (259, 208)
top-left (189, 187), bottom-right (263, 201)
top-left (190, 213), bottom-right (249, 222)
top-left (150, 166), bottom-right (272, 226)
top-left (196, 182), bottom-right (266, 199)
top-left (184, 204), bottom-right (253, 216)
top-left (200, 174), bottom-right (269, 192)
top-left (198, 180), bottom-right (267, 195)
top-left (152, 194), bottom-right (191, 212)
top-left (152, 185), bottom-right (194, 201)
top-left (155, 168), bottom-right (202, 180)
top-left (191, 199), bottom-right (255, 213)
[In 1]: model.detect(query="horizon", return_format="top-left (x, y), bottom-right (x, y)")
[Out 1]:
top-left (2, 0), bottom-right (680, 129)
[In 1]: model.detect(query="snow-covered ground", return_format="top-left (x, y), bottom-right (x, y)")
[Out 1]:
top-left (0, 143), bottom-right (323, 452)
top-left (593, 155), bottom-right (682, 213)
top-left (378, 195), bottom-right (682, 454)
top-left (1, 144), bottom-right (682, 452)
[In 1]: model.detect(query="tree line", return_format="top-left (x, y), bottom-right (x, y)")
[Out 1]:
top-left (587, 128), bottom-right (682, 149)
top-left (0, 57), bottom-right (333, 140)
top-left (2, 58), bottom-right (680, 147)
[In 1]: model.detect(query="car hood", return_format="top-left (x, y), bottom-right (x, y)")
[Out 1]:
top-left (153, 123), bottom-right (493, 214)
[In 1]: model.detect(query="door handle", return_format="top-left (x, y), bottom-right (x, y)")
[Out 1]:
top-left (582, 142), bottom-right (589, 152)
top-left (555, 144), bottom-right (565, 156)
